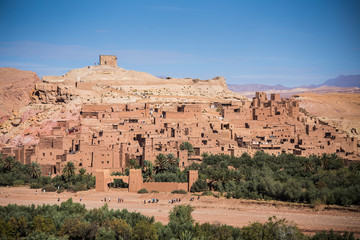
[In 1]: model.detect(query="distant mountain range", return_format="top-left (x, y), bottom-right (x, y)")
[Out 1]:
top-left (228, 75), bottom-right (360, 92)
top-left (321, 75), bottom-right (360, 88)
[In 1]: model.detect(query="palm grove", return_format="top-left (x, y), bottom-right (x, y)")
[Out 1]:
top-left (1, 141), bottom-right (360, 206)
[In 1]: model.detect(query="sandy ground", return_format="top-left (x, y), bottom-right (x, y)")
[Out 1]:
top-left (1, 187), bottom-right (360, 237)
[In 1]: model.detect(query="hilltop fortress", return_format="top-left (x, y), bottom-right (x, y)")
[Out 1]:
top-left (31, 55), bottom-right (235, 105)
top-left (1, 56), bottom-right (359, 183)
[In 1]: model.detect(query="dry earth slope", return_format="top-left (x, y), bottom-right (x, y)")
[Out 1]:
top-left (0, 68), bottom-right (40, 123)
top-left (297, 92), bottom-right (360, 137)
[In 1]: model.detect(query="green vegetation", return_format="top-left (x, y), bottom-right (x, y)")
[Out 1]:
top-left (179, 142), bottom-right (194, 156)
top-left (137, 188), bottom-right (149, 194)
top-left (171, 189), bottom-right (187, 194)
top-left (0, 155), bottom-right (39, 186)
top-left (142, 154), bottom-right (187, 183)
top-left (0, 200), bottom-right (356, 239)
top-left (0, 155), bottom-right (95, 192)
top-left (110, 172), bottom-right (129, 188)
top-left (190, 152), bottom-right (360, 206)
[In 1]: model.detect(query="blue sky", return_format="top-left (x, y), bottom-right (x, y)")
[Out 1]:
top-left (0, 0), bottom-right (359, 87)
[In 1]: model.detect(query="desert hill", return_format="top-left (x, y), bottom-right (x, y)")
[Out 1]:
top-left (34, 64), bottom-right (241, 106)
top-left (0, 60), bottom-right (244, 147)
top-left (297, 92), bottom-right (360, 137)
top-left (0, 68), bottom-right (40, 123)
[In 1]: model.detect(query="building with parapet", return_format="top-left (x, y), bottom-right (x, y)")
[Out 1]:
top-left (2, 92), bottom-right (359, 179)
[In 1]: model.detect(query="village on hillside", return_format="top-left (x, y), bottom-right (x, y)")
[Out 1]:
top-left (1, 56), bottom-right (358, 186)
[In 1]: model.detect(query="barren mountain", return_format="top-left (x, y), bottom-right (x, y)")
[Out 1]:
top-left (297, 92), bottom-right (360, 137)
top-left (322, 75), bottom-right (360, 88)
top-left (229, 74), bottom-right (360, 98)
top-left (228, 84), bottom-right (290, 92)
top-left (0, 68), bottom-right (40, 123)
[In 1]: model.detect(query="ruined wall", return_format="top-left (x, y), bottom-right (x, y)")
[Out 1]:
top-left (99, 55), bottom-right (117, 67)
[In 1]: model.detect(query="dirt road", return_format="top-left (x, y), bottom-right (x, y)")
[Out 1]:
top-left (1, 187), bottom-right (359, 236)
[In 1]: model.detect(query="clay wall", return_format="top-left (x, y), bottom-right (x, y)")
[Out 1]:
top-left (142, 182), bottom-right (188, 192)
top-left (271, 93), bottom-right (280, 101)
top-left (129, 169), bottom-right (143, 192)
top-left (75, 82), bottom-right (94, 90)
top-left (99, 55), bottom-right (117, 67)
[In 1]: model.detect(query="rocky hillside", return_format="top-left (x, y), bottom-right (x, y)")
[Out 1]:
top-left (32, 65), bottom-right (243, 105)
top-left (0, 65), bottom-right (244, 147)
top-left (297, 92), bottom-right (360, 137)
top-left (0, 68), bottom-right (40, 123)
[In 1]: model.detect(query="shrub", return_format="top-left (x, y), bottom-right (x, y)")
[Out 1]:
top-left (201, 191), bottom-right (214, 196)
top-left (150, 190), bottom-right (159, 193)
top-left (190, 179), bottom-right (208, 192)
top-left (111, 179), bottom-right (129, 188)
top-left (30, 182), bottom-right (43, 189)
top-left (13, 179), bottom-right (24, 186)
top-left (68, 183), bottom-right (87, 192)
top-left (137, 188), bottom-right (148, 194)
top-left (171, 189), bottom-right (187, 194)
top-left (42, 184), bottom-right (57, 192)
top-left (57, 187), bottom-right (66, 194)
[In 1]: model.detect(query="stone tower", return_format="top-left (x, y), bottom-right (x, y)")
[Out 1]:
top-left (188, 170), bottom-right (199, 191)
top-left (99, 55), bottom-right (117, 67)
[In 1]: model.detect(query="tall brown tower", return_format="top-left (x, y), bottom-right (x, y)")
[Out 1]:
top-left (99, 55), bottom-right (117, 67)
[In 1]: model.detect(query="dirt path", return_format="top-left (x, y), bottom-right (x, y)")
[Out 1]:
top-left (1, 187), bottom-right (359, 237)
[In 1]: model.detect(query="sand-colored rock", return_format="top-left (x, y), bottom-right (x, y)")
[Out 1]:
top-left (32, 65), bottom-right (242, 105)
top-left (297, 93), bottom-right (360, 137)
top-left (0, 68), bottom-right (40, 123)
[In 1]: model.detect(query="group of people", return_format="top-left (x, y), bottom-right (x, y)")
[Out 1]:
top-left (101, 197), bottom-right (124, 203)
top-left (169, 198), bottom-right (181, 204)
top-left (35, 190), bottom-right (46, 195)
top-left (144, 198), bottom-right (159, 204)
top-left (190, 196), bottom-right (200, 201)
top-left (143, 196), bottom-right (202, 204)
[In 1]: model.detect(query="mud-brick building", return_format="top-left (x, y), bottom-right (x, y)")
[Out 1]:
top-left (1, 92), bottom-right (359, 177)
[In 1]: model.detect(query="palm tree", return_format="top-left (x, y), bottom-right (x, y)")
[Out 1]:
top-left (155, 153), bottom-right (168, 173)
top-left (62, 161), bottom-right (76, 181)
top-left (179, 230), bottom-right (198, 240)
top-left (78, 168), bottom-right (86, 179)
top-left (179, 142), bottom-right (194, 156)
top-left (29, 162), bottom-right (41, 179)
top-left (143, 160), bottom-right (155, 182)
top-left (3, 156), bottom-right (15, 172)
top-left (165, 153), bottom-right (179, 166)
top-left (321, 154), bottom-right (329, 170)
top-left (128, 158), bottom-right (139, 169)
top-left (78, 168), bottom-right (86, 175)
